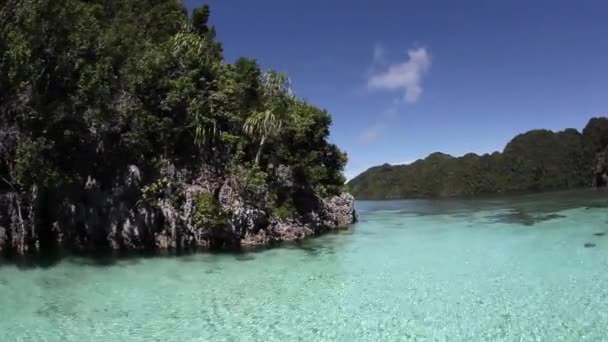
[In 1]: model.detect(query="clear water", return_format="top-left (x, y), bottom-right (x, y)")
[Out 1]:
top-left (2, 190), bottom-right (608, 341)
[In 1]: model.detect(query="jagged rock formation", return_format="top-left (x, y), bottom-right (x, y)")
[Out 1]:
top-left (0, 163), bottom-right (357, 256)
top-left (592, 146), bottom-right (608, 187)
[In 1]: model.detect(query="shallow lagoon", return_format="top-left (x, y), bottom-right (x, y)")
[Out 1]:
top-left (2, 190), bottom-right (608, 341)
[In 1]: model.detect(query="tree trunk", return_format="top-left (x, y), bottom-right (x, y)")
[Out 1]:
top-left (14, 194), bottom-right (26, 254)
top-left (254, 136), bottom-right (266, 165)
top-left (0, 175), bottom-right (26, 249)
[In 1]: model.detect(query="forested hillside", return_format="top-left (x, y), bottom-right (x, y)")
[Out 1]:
top-left (348, 118), bottom-right (608, 199)
top-left (0, 1), bottom-right (355, 256)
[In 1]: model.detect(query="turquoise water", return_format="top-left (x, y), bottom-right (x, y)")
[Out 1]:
top-left (2, 190), bottom-right (608, 341)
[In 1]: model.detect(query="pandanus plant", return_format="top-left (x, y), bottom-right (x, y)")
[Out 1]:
top-left (243, 71), bottom-right (292, 165)
top-left (243, 109), bottom-right (283, 165)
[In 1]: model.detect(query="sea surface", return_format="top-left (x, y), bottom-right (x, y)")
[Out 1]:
top-left (2, 189), bottom-right (608, 341)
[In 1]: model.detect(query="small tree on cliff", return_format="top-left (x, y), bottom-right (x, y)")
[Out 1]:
top-left (243, 71), bottom-right (292, 165)
top-left (244, 109), bottom-right (283, 165)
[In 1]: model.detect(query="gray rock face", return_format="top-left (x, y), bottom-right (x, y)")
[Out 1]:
top-left (0, 226), bottom-right (6, 253)
top-left (321, 192), bottom-right (358, 229)
top-left (239, 192), bottom-right (357, 246)
top-left (270, 219), bottom-right (315, 242)
top-left (593, 147), bottom-right (608, 187)
top-left (0, 163), bottom-right (357, 256)
top-left (231, 206), bottom-right (269, 238)
top-left (273, 164), bottom-right (294, 188)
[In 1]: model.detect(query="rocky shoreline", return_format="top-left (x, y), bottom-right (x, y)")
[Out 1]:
top-left (0, 1), bottom-right (357, 259)
top-left (0, 163), bottom-right (357, 257)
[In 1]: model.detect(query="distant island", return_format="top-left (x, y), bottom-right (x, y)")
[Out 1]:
top-left (0, 2), bottom-right (355, 257)
top-left (348, 117), bottom-right (608, 199)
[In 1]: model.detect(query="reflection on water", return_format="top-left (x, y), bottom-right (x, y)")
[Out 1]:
top-left (1, 189), bottom-right (608, 341)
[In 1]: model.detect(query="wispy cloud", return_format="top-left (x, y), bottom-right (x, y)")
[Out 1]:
top-left (358, 124), bottom-right (385, 144)
top-left (372, 44), bottom-right (386, 65)
top-left (383, 98), bottom-right (402, 118)
top-left (368, 47), bottom-right (431, 103)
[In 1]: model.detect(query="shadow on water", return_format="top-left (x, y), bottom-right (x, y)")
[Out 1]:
top-left (359, 189), bottom-right (608, 227)
top-left (585, 202), bottom-right (608, 209)
top-left (1, 249), bottom-right (65, 270)
top-left (0, 231), bottom-right (352, 271)
top-left (485, 210), bottom-right (566, 226)
top-left (0, 247), bottom-right (217, 270)
top-left (284, 233), bottom-right (350, 257)
top-left (451, 213), bottom-right (472, 218)
top-left (234, 254), bottom-right (256, 261)
top-left (287, 241), bottom-right (332, 256)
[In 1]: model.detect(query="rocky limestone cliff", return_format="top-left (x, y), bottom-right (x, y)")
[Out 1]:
top-left (0, 163), bottom-right (357, 256)
top-left (593, 147), bottom-right (608, 187)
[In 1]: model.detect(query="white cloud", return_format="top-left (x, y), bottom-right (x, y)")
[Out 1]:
top-left (368, 47), bottom-right (431, 103)
top-left (358, 124), bottom-right (384, 144)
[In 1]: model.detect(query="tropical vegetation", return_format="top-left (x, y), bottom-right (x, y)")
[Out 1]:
top-left (348, 118), bottom-right (608, 199)
top-left (0, 0), bottom-right (348, 253)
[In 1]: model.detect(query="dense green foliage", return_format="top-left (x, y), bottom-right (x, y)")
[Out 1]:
top-left (348, 118), bottom-right (608, 199)
top-left (192, 193), bottom-right (228, 230)
top-left (0, 1), bottom-right (346, 214)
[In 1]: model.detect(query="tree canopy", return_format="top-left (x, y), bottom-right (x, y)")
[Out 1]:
top-left (0, 0), bottom-right (347, 221)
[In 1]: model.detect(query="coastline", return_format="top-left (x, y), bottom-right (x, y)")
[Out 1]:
top-left (351, 186), bottom-right (606, 201)
top-left (0, 164), bottom-right (357, 258)
top-left (0, 227), bottom-right (356, 268)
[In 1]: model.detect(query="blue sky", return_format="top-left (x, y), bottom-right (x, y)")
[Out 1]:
top-left (185, 0), bottom-right (608, 179)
